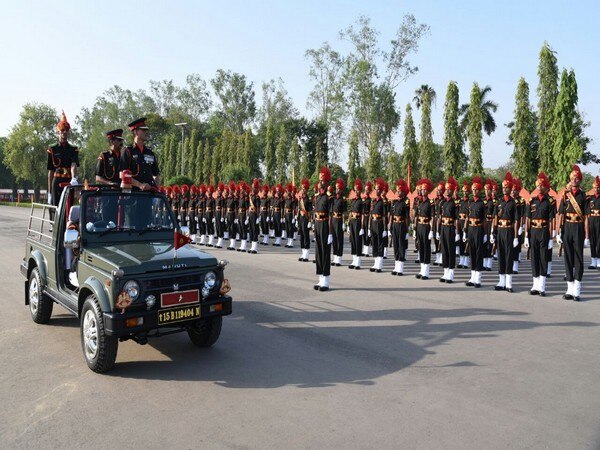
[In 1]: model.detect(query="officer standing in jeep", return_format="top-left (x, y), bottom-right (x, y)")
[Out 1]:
top-left (47, 111), bottom-right (79, 211)
top-left (95, 129), bottom-right (124, 186)
top-left (120, 117), bottom-right (161, 190)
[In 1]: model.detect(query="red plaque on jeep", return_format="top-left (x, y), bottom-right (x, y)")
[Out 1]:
top-left (160, 289), bottom-right (199, 308)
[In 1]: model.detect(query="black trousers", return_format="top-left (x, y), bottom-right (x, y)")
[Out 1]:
top-left (285, 213), bottom-right (294, 237)
top-left (497, 228), bottom-right (515, 275)
top-left (349, 217), bottom-right (361, 255)
top-left (530, 227), bottom-right (550, 277)
top-left (215, 212), bottom-right (224, 238)
top-left (512, 232), bottom-right (523, 261)
top-left (226, 213), bottom-right (236, 237)
top-left (273, 213), bottom-right (282, 237)
top-left (315, 219), bottom-right (331, 276)
top-left (590, 218), bottom-right (600, 258)
top-left (298, 215), bottom-right (310, 249)
top-left (468, 226), bottom-right (484, 271)
top-left (248, 212), bottom-right (259, 241)
top-left (260, 211), bottom-right (269, 235)
top-left (371, 219), bottom-right (384, 257)
top-left (205, 213), bottom-right (215, 236)
top-left (563, 222), bottom-right (584, 282)
top-left (362, 217), bottom-right (370, 248)
top-left (391, 222), bottom-right (408, 262)
top-left (440, 225), bottom-right (456, 269)
top-left (458, 220), bottom-right (468, 256)
top-left (416, 223), bottom-right (431, 264)
top-left (332, 218), bottom-right (344, 256)
top-left (483, 221), bottom-right (492, 258)
top-left (238, 213), bottom-right (248, 240)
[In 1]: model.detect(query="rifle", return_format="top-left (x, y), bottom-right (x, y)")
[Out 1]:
top-left (558, 190), bottom-right (567, 257)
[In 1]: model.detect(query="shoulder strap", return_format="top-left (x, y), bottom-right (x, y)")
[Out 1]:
top-left (566, 191), bottom-right (584, 220)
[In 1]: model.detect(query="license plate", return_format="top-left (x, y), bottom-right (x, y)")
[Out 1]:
top-left (157, 304), bottom-right (201, 325)
top-left (161, 289), bottom-right (199, 308)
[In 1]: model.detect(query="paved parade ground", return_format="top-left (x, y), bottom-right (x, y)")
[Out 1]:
top-left (1, 205), bottom-right (599, 449)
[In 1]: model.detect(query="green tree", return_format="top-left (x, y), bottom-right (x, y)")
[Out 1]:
top-left (276, 125), bottom-right (289, 183)
top-left (211, 69), bottom-right (256, 134)
top-left (537, 42), bottom-right (559, 176)
top-left (4, 103), bottom-right (59, 189)
top-left (202, 139), bottom-right (211, 183)
top-left (418, 90), bottom-right (435, 178)
top-left (314, 139), bottom-right (325, 174)
top-left (466, 83), bottom-right (484, 175)
top-left (366, 130), bottom-right (382, 179)
top-left (347, 128), bottom-right (360, 183)
top-left (459, 85), bottom-right (498, 137)
top-left (289, 135), bottom-right (300, 185)
top-left (442, 81), bottom-right (465, 177)
top-left (552, 69), bottom-right (582, 187)
top-left (211, 137), bottom-right (223, 183)
top-left (194, 139), bottom-right (203, 183)
top-left (385, 150), bottom-right (402, 184)
top-left (300, 144), bottom-right (311, 181)
top-left (264, 117), bottom-right (275, 184)
top-left (511, 77), bottom-right (537, 187)
top-left (0, 138), bottom-right (17, 189)
top-left (413, 84), bottom-right (436, 109)
top-left (400, 103), bottom-right (419, 188)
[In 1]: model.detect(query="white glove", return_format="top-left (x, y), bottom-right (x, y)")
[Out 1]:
top-left (186, 216), bottom-right (190, 221)
top-left (234, 219), bottom-right (238, 224)
top-left (428, 231), bottom-right (433, 240)
top-left (327, 234), bottom-right (333, 245)
top-left (547, 239), bottom-right (553, 250)
top-left (436, 232), bottom-right (440, 240)
top-left (292, 218), bottom-right (296, 225)
top-left (70, 177), bottom-right (78, 186)
top-left (203, 217), bottom-right (207, 223)
top-left (177, 215), bottom-right (181, 221)
top-left (513, 237), bottom-right (519, 248)
top-left (220, 218), bottom-right (224, 223)
top-left (584, 238), bottom-right (590, 248)
top-left (518, 226), bottom-right (523, 236)
top-left (256, 218), bottom-right (260, 225)
top-left (405, 233), bottom-right (409, 240)
top-left (342, 223), bottom-right (346, 232)
top-left (359, 229), bottom-right (364, 236)
top-left (245, 219), bottom-right (249, 225)
top-left (307, 222), bottom-right (312, 229)
top-left (463, 234), bottom-right (468, 243)
top-left (490, 235), bottom-right (495, 245)
top-left (524, 238), bottom-right (530, 249)
top-left (281, 219), bottom-right (285, 224)
top-left (455, 234), bottom-right (460, 242)
top-left (266, 217), bottom-right (270, 223)
top-left (556, 234), bottom-right (563, 245)
top-left (552, 230), bottom-right (557, 238)
top-left (382, 231), bottom-right (388, 238)
top-left (483, 235), bottom-right (488, 244)
top-left (47, 193), bottom-right (52, 204)
top-left (368, 229), bottom-right (372, 238)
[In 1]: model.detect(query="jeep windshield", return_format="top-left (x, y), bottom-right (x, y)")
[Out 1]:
top-left (82, 191), bottom-right (175, 237)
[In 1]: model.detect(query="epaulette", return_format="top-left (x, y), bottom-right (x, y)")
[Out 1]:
top-left (550, 197), bottom-right (556, 203)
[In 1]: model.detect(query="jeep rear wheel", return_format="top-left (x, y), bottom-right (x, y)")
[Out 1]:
top-left (80, 295), bottom-right (118, 373)
top-left (28, 267), bottom-right (53, 324)
top-left (187, 316), bottom-right (222, 347)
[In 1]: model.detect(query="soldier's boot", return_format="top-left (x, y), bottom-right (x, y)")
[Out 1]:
top-left (447, 269), bottom-right (454, 283)
top-left (191, 234), bottom-right (197, 244)
top-left (597, 259), bottom-right (600, 269)
top-left (208, 235), bottom-right (214, 247)
top-left (563, 281), bottom-right (574, 300)
top-left (436, 253), bottom-right (442, 266)
top-left (539, 276), bottom-right (547, 296)
top-left (512, 261), bottom-right (519, 274)
top-left (547, 261), bottom-right (553, 277)
top-left (314, 275), bottom-right (324, 290)
top-left (287, 238), bottom-right (294, 248)
top-left (361, 245), bottom-right (367, 256)
top-left (367, 245), bottom-right (372, 257)
top-left (398, 262), bottom-right (404, 275)
top-left (282, 230), bottom-right (287, 239)
top-left (505, 275), bottom-right (514, 293)
top-left (238, 240), bottom-right (247, 252)
top-left (228, 239), bottom-right (236, 250)
top-left (370, 258), bottom-right (378, 272)
top-left (589, 258), bottom-right (598, 270)
top-left (416, 263), bottom-right (424, 279)
top-left (383, 247), bottom-right (388, 259)
top-left (199, 234), bottom-right (206, 245)
top-left (466, 271), bottom-right (475, 287)
top-left (376, 257), bottom-right (383, 273)
top-left (269, 229), bottom-right (275, 238)
top-left (355, 256), bottom-right (362, 270)
top-left (349, 255), bottom-right (356, 269)
top-left (304, 249), bottom-right (310, 262)
top-left (573, 280), bottom-right (582, 301)
top-left (250, 241), bottom-right (258, 254)
top-left (530, 277), bottom-right (540, 295)
top-left (262, 234), bottom-right (269, 245)
top-left (216, 237), bottom-right (223, 248)
top-left (422, 264), bottom-right (430, 280)
top-left (319, 276), bottom-right (330, 291)
top-left (224, 231), bottom-right (230, 239)
top-left (474, 271), bottom-right (483, 288)
top-left (275, 237), bottom-right (282, 246)
top-left (392, 261), bottom-right (399, 275)
top-left (495, 274), bottom-right (506, 291)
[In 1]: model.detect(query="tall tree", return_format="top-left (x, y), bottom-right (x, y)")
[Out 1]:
top-left (194, 140), bottom-right (203, 183)
top-left (264, 117), bottom-right (275, 184)
top-left (305, 42), bottom-right (346, 161)
top-left (413, 84), bottom-right (436, 109)
top-left (418, 90), bottom-right (435, 178)
top-left (314, 139), bottom-right (325, 173)
top-left (552, 69), bottom-right (581, 187)
top-left (400, 103), bottom-right (419, 188)
top-left (511, 78), bottom-right (537, 187)
top-left (4, 103), bottom-right (59, 189)
top-left (537, 42), bottom-right (559, 176)
top-left (366, 130), bottom-right (382, 179)
top-left (201, 139), bottom-right (211, 183)
top-left (289, 135), bottom-right (300, 185)
top-left (276, 125), bottom-right (289, 183)
top-left (300, 143), bottom-right (311, 182)
top-left (442, 81), bottom-right (465, 177)
top-left (466, 83), bottom-right (484, 175)
top-left (211, 69), bottom-right (256, 134)
top-left (176, 74), bottom-right (212, 122)
top-left (458, 85), bottom-right (498, 137)
top-left (385, 150), bottom-right (402, 185)
top-left (347, 128), bottom-right (360, 183)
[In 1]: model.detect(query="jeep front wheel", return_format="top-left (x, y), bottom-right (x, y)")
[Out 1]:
top-left (187, 316), bottom-right (222, 347)
top-left (80, 295), bottom-right (118, 373)
top-left (28, 267), bottom-right (53, 324)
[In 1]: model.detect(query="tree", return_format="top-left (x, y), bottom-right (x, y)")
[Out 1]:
top-left (466, 83), bottom-right (484, 175)
top-left (300, 143), bottom-right (311, 182)
top-left (459, 85), bottom-right (498, 137)
top-left (264, 117), bottom-right (275, 184)
top-left (194, 140), bottom-right (203, 183)
top-left (442, 81), bottom-right (465, 177)
top-left (314, 139), bottom-right (325, 173)
top-left (400, 104), bottom-right (419, 188)
top-left (418, 90), bottom-right (435, 178)
top-left (552, 69), bottom-right (582, 187)
top-left (274, 126), bottom-right (287, 183)
top-left (176, 74), bottom-right (212, 122)
top-left (366, 130), bottom-right (382, 179)
top-left (202, 139), bottom-right (211, 183)
top-left (4, 103), bottom-right (58, 189)
top-left (385, 150), bottom-right (402, 184)
top-left (305, 42), bottom-right (346, 161)
top-left (211, 69), bottom-right (256, 134)
top-left (413, 84), bottom-right (436, 109)
top-left (537, 42), bottom-right (559, 176)
top-left (0, 138), bottom-right (17, 189)
top-left (510, 77), bottom-right (537, 187)
top-left (259, 78), bottom-right (298, 127)
top-left (347, 128), bottom-right (360, 183)
top-left (289, 134), bottom-right (300, 185)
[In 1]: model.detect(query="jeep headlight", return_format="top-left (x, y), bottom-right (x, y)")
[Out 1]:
top-left (204, 271), bottom-right (216, 289)
top-left (123, 280), bottom-right (140, 300)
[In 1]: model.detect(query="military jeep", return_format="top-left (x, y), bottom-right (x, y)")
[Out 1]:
top-left (20, 185), bottom-right (232, 373)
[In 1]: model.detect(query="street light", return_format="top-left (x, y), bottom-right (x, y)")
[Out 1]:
top-left (175, 122), bottom-right (188, 176)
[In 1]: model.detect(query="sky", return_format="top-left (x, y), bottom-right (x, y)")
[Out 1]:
top-left (1, 0), bottom-right (599, 174)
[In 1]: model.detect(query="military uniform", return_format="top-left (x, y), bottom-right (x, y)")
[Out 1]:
top-left (271, 189), bottom-right (284, 246)
top-left (226, 186), bottom-right (238, 250)
top-left (369, 184), bottom-right (387, 273)
top-left (313, 168), bottom-right (332, 291)
top-left (297, 181), bottom-right (313, 262)
top-left (390, 181), bottom-right (410, 276)
top-left (47, 142), bottom-right (78, 207)
top-left (214, 186), bottom-right (226, 248)
top-left (465, 180), bottom-right (486, 288)
top-left (361, 186), bottom-right (372, 256)
top-left (439, 188), bottom-right (459, 283)
top-left (331, 185), bottom-right (346, 266)
top-left (284, 190), bottom-right (296, 248)
top-left (492, 177), bottom-right (519, 292)
top-left (259, 187), bottom-right (271, 245)
top-left (248, 183), bottom-right (261, 254)
top-left (347, 183), bottom-right (364, 269)
top-left (95, 150), bottom-right (121, 185)
top-left (237, 186), bottom-right (249, 252)
top-left (415, 180), bottom-right (434, 280)
top-left (587, 180), bottom-right (600, 269)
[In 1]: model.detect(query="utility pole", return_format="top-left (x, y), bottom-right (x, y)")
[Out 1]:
top-left (175, 123), bottom-right (188, 176)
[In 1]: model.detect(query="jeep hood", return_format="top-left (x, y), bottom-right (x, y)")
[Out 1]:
top-left (84, 242), bottom-right (218, 275)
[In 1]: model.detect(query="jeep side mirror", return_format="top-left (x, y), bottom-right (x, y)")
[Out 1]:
top-left (64, 229), bottom-right (80, 249)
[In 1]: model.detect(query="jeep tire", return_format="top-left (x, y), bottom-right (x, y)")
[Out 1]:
top-left (187, 316), bottom-right (222, 347)
top-left (28, 267), bottom-right (53, 324)
top-left (81, 295), bottom-right (118, 373)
